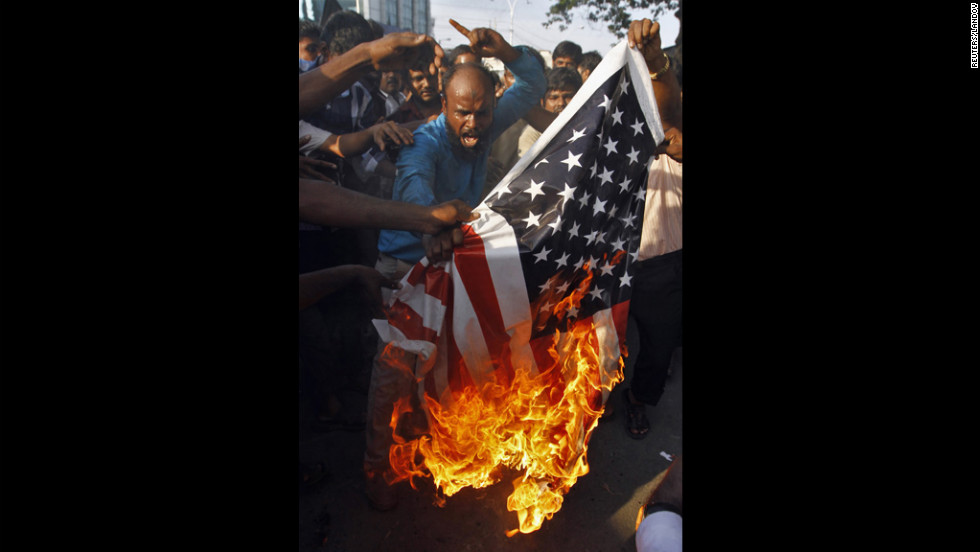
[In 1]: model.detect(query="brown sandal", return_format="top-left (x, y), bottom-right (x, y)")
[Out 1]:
top-left (623, 388), bottom-right (649, 439)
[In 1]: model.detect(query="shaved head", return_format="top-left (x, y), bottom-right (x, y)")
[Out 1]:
top-left (441, 62), bottom-right (496, 100)
top-left (441, 63), bottom-right (497, 159)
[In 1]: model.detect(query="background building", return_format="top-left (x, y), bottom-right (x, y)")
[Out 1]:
top-left (300, 0), bottom-right (431, 35)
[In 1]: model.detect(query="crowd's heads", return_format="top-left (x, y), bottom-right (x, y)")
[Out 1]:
top-left (578, 51), bottom-right (602, 81)
top-left (441, 63), bottom-right (497, 160)
top-left (541, 67), bottom-right (582, 114)
top-left (551, 40), bottom-right (583, 69)
top-left (447, 44), bottom-right (481, 66)
top-left (320, 10), bottom-right (374, 58)
top-left (299, 19), bottom-right (324, 65)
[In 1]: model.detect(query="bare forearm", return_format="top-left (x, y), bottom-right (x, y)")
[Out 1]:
top-left (522, 104), bottom-right (557, 133)
top-left (325, 128), bottom-right (375, 158)
top-left (646, 51), bottom-right (682, 131)
top-left (650, 69), bottom-right (682, 131)
top-left (299, 178), bottom-right (435, 232)
top-left (299, 42), bottom-right (372, 119)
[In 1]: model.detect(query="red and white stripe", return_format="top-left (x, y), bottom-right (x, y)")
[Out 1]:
top-left (374, 206), bottom-right (629, 410)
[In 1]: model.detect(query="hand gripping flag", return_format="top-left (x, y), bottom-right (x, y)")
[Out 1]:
top-left (373, 41), bottom-right (665, 535)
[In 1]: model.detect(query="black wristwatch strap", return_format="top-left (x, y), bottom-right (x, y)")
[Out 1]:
top-left (644, 502), bottom-right (682, 519)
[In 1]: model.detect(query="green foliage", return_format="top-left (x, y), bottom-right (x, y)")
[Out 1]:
top-left (544, 0), bottom-right (679, 40)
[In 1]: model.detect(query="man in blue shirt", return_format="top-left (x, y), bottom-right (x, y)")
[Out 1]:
top-left (375, 20), bottom-right (546, 268)
top-left (365, 20), bottom-right (546, 511)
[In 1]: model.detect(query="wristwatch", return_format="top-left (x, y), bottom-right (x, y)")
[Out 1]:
top-left (642, 501), bottom-right (682, 519)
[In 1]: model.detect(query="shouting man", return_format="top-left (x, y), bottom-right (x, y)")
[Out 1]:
top-left (365, 19), bottom-right (546, 511)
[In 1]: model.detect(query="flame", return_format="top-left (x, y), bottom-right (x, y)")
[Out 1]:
top-left (383, 256), bottom-right (626, 535)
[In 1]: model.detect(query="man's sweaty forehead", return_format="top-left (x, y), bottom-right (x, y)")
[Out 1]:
top-left (446, 66), bottom-right (494, 99)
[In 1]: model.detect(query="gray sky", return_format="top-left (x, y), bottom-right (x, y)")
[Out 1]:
top-left (429, 0), bottom-right (679, 57)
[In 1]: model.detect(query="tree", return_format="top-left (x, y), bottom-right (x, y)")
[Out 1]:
top-left (544, 0), bottom-right (679, 40)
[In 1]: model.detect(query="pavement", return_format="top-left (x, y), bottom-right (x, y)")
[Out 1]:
top-left (298, 321), bottom-right (682, 552)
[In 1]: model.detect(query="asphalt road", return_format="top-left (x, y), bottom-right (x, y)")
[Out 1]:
top-left (298, 324), bottom-right (682, 552)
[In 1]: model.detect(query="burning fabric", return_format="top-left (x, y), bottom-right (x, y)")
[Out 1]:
top-left (372, 40), bottom-right (664, 535)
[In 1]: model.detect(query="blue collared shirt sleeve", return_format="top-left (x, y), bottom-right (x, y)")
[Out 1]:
top-left (376, 122), bottom-right (445, 263)
top-left (489, 49), bottom-right (547, 141)
top-left (391, 128), bottom-right (440, 208)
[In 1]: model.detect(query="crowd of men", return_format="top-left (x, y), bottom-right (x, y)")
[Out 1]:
top-left (298, 9), bottom-right (683, 549)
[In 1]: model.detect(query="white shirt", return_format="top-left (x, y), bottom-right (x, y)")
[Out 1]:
top-left (637, 154), bottom-right (682, 261)
top-left (636, 511), bottom-right (682, 552)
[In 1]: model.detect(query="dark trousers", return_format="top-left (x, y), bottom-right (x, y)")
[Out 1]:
top-left (628, 249), bottom-right (682, 406)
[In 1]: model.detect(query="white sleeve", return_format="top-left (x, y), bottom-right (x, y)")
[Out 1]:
top-left (636, 511), bottom-right (682, 552)
top-left (298, 120), bottom-right (334, 156)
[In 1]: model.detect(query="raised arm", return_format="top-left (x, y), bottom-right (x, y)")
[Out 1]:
top-left (449, 19), bottom-right (520, 63)
top-left (317, 121), bottom-right (414, 158)
top-left (628, 19), bottom-right (682, 131)
top-left (299, 32), bottom-right (445, 119)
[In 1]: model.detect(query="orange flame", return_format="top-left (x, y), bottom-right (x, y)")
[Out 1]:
top-left (384, 255), bottom-right (626, 535)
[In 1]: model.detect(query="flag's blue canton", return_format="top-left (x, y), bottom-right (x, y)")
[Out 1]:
top-left (485, 68), bottom-right (657, 339)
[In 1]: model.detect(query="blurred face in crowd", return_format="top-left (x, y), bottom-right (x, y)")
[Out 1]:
top-left (578, 66), bottom-right (592, 81)
top-left (409, 69), bottom-right (440, 105)
top-left (299, 37), bottom-right (322, 61)
top-left (542, 87), bottom-right (577, 114)
top-left (442, 66), bottom-right (495, 159)
top-left (552, 56), bottom-right (576, 69)
top-left (380, 71), bottom-right (403, 95)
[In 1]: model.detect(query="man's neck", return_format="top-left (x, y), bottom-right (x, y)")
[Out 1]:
top-left (412, 95), bottom-right (442, 118)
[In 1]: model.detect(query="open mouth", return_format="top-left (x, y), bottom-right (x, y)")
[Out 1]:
top-left (461, 134), bottom-right (480, 148)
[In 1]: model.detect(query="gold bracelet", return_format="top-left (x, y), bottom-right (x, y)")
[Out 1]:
top-left (649, 52), bottom-right (671, 80)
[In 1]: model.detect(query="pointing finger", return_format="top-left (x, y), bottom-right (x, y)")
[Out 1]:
top-left (449, 19), bottom-right (471, 38)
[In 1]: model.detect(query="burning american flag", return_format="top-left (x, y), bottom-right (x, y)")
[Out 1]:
top-left (373, 41), bottom-right (665, 535)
